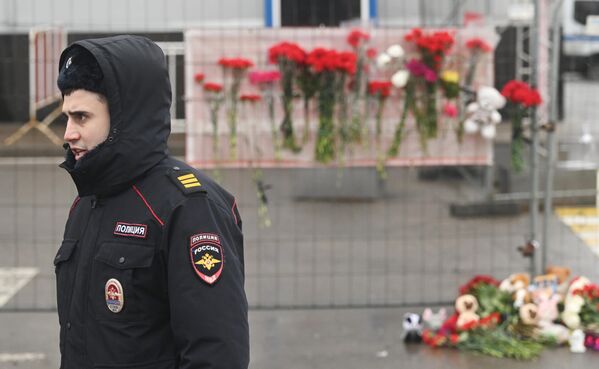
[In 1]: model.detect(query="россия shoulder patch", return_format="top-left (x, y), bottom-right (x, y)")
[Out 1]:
top-left (189, 233), bottom-right (224, 285)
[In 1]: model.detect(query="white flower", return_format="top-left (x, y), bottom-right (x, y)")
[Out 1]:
top-left (391, 70), bottom-right (409, 88)
top-left (562, 311), bottom-right (581, 329)
top-left (464, 119), bottom-right (479, 134)
top-left (376, 53), bottom-right (391, 68)
top-left (386, 44), bottom-right (405, 59)
top-left (481, 124), bottom-right (496, 139)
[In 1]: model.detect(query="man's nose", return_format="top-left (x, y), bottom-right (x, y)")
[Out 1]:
top-left (63, 120), bottom-right (80, 142)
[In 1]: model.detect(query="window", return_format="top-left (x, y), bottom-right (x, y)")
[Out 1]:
top-left (281, 0), bottom-right (361, 27)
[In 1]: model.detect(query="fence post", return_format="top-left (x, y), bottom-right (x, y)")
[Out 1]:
top-left (542, 0), bottom-right (564, 274)
top-left (529, 0), bottom-right (541, 277)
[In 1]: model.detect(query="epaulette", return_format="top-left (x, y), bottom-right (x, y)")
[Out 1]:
top-left (167, 168), bottom-right (206, 195)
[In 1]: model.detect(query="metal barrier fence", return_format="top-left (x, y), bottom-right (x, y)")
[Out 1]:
top-left (1, 0), bottom-right (599, 312)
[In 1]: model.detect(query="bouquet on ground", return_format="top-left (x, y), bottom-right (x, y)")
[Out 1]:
top-left (500, 80), bottom-right (542, 172)
top-left (218, 57), bottom-right (254, 159)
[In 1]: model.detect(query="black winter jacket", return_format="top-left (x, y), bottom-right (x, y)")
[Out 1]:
top-left (55, 35), bottom-right (249, 369)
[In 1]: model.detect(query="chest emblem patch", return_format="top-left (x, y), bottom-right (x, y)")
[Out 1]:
top-left (190, 233), bottom-right (224, 285)
top-left (114, 222), bottom-right (148, 239)
top-left (105, 278), bottom-right (125, 313)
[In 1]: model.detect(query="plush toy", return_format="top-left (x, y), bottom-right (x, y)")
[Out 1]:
top-left (570, 329), bottom-right (587, 353)
top-left (533, 289), bottom-right (569, 344)
top-left (499, 273), bottom-right (531, 308)
top-left (518, 303), bottom-right (539, 326)
top-left (455, 294), bottom-right (480, 330)
top-left (402, 313), bottom-right (423, 343)
top-left (544, 265), bottom-right (571, 297)
top-left (463, 86), bottom-right (506, 140)
top-left (422, 308), bottom-right (447, 331)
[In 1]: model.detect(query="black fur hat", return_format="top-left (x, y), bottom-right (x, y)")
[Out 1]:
top-left (57, 45), bottom-right (105, 96)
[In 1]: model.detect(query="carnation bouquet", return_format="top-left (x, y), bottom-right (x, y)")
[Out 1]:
top-left (218, 57), bottom-right (254, 159)
top-left (268, 42), bottom-right (305, 152)
top-left (500, 80), bottom-right (542, 172)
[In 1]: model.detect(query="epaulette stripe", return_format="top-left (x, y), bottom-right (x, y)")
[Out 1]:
top-left (184, 182), bottom-right (201, 188)
top-left (181, 178), bottom-right (198, 184)
top-left (178, 173), bottom-right (195, 181)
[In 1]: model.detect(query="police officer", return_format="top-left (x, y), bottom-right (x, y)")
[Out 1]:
top-left (54, 35), bottom-right (249, 369)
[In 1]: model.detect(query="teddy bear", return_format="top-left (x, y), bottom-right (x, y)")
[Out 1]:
top-left (499, 273), bottom-right (531, 308)
top-left (544, 265), bottom-right (571, 297)
top-left (533, 289), bottom-right (569, 344)
top-left (422, 308), bottom-right (447, 331)
top-left (455, 294), bottom-right (480, 330)
top-left (463, 86), bottom-right (506, 140)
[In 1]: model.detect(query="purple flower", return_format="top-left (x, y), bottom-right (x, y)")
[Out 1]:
top-left (405, 59), bottom-right (437, 82)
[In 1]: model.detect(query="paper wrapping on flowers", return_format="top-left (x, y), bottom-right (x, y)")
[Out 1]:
top-left (185, 27), bottom-right (496, 168)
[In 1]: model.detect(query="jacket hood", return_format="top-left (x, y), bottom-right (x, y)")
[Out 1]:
top-left (59, 35), bottom-right (172, 197)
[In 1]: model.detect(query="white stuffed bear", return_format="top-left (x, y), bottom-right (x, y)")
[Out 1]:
top-left (463, 86), bottom-right (506, 139)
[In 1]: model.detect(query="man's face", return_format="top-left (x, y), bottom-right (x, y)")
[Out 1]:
top-left (62, 89), bottom-right (110, 161)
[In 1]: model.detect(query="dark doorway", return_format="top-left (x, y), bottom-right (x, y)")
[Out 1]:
top-left (281, 0), bottom-right (361, 27)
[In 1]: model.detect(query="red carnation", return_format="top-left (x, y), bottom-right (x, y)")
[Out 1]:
top-left (368, 80), bottom-right (392, 98)
top-left (218, 57), bottom-right (254, 70)
top-left (466, 37), bottom-right (492, 53)
top-left (194, 73), bottom-right (205, 83)
top-left (306, 48), bottom-right (339, 73)
top-left (203, 82), bottom-right (223, 93)
top-left (501, 80), bottom-right (542, 108)
top-left (366, 47), bottom-right (377, 59)
top-left (347, 29), bottom-right (370, 48)
top-left (240, 93), bottom-right (261, 102)
top-left (336, 51), bottom-right (357, 75)
top-left (268, 42), bottom-right (306, 65)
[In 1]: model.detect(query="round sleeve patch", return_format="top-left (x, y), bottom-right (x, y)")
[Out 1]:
top-left (189, 233), bottom-right (224, 285)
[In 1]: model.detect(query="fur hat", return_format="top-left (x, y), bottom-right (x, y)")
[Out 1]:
top-left (57, 45), bottom-right (105, 96)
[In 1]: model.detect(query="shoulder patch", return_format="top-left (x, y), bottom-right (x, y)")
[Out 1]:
top-left (168, 169), bottom-right (206, 195)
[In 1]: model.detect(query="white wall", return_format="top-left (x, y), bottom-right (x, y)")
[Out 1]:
top-left (1, 0), bottom-right (264, 32)
top-left (0, 0), bottom-right (513, 32)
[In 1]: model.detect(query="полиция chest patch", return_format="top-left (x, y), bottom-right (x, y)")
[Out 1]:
top-left (189, 233), bottom-right (224, 285)
top-left (113, 222), bottom-right (148, 239)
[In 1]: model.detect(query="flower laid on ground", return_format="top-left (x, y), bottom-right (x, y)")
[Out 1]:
top-left (218, 57), bottom-right (254, 159)
top-left (268, 42), bottom-right (306, 152)
top-left (501, 80), bottom-right (542, 172)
